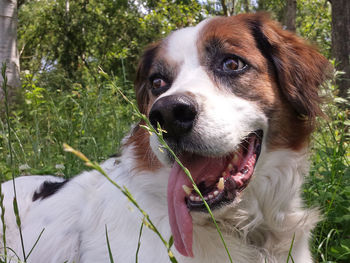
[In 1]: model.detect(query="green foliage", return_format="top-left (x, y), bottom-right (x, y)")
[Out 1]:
top-left (0, 73), bottom-right (134, 179)
top-left (304, 76), bottom-right (350, 263)
top-left (254, 0), bottom-right (286, 21)
top-left (297, 0), bottom-right (332, 58)
top-left (18, 0), bottom-right (204, 87)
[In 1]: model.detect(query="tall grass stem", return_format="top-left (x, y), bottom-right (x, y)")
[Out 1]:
top-left (1, 63), bottom-right (27, 262)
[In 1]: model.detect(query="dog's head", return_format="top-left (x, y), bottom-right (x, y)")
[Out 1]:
top-left (128, 13), bottom-right (330, 257)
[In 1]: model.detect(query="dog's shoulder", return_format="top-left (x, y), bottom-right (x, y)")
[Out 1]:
top-left (1, 175), bottom-right (65, 208)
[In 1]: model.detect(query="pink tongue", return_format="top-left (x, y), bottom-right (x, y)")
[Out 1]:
top-left (168, 162), bottom-right (193, 257)
top-left (167, 156), bottom-right (227, 257)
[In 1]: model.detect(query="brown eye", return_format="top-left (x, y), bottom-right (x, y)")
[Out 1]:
top-left (149, 76), bottom-right (170, 96)
top-left (152, 78), bottom-right (167, 90)
top-left (222, 58), bottom-right (245, 72)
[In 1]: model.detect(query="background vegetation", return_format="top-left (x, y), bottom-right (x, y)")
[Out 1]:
top-left (0, 0), bottom-right (349, 262)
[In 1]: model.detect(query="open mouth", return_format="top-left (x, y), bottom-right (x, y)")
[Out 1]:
top-left (167, 129), bottom-right (263, 257)
top-left (184, 130), bottom-right (263, 211)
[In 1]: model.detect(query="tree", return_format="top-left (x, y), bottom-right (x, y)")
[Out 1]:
top-left (296, 0), bottom-right (331, 58)
top-left (0, 0), bottom-right (20, 101)
top-left (256, 0), bottom-right (285, 22)
top-left (242, 0), bottom-right (250, 13)
top-left (329, 0), bottom-right (350, 104)
top-left (220, 0), bottom-right (235, 16)
top-left (17, 0), bottom-right (204, 89)
top-left (284, 0), bottom-right (296, 31)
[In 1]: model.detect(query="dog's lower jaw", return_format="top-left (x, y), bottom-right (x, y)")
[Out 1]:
top-left (206, 149), bottom-right (314, 260)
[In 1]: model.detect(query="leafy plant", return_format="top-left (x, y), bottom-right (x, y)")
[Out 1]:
top-left (304, 75), bottom-right (350, 263)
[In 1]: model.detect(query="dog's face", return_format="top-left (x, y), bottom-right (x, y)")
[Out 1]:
top-left (129, 14), bottom-right (329, 257)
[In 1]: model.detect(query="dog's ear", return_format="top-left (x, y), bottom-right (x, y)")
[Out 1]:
top-left (247, 13), bottom-right (331, 120)
top-left (134, 42), bottom-right (160, 114)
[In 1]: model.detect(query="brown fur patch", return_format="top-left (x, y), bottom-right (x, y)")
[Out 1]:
top-left (126, 42), bottom-right (163, 172)
top-left (127, 38), bottom-right (180, 171)
top-left (125, 124), bottom-right (162, 172)
top-left (197, 14), bottom-right (331, 150)
top-left (248, 13), bottom-right (331, 150)
top-left (134, 42), bottom-right (161, 115)
top-left (127, 37), bottom-right (184, 172)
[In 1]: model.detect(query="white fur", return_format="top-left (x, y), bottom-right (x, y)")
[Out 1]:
top-left (0, 19), bottom-right (317, 263)
top-left (0, 148), bottom-right (316, 263)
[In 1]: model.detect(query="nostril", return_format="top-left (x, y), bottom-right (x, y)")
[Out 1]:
top-left (149, 110), bottom-right (164, 129)
top-left (173, 104), bottom-right (197, 124)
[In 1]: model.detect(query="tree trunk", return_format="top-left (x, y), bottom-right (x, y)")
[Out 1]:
top-left (220, 0), bottom-right (235, 16)
top-left (0, 0), bottom-right (20, 102)
top-left (330, 0), bottom-right (350, 104)
top-left (284, 0), bottom-right (296, 31)
top-left (242, 0), bottom-right (250, 13)
top-left (220, 0), bottom-right (228, 16)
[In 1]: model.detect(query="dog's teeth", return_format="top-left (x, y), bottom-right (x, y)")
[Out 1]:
top-left (182, 185), bottom-right (192, 195)
top-left (217, 177), bottom-right (225, 191)
top-left (208, 194), bottom-right (214, 199)
top-left (241, 166), bottom-right (249, 174)
top-left (189, 195), bottom-right (195, 201)
top-left (204, 196), bottom-right (208, 201)
top-left (232, 153), bottom-right (238, 163)
top-left (213, 190), bottom-right (219, 196)
top-left (195, 196), bottom-right (201, 202)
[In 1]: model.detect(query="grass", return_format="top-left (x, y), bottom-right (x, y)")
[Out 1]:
top-left (1, 63), bottom-right (26, 263)
top-left (0, 68), bottom-right (349, 262)
top-left (1, 71), bottom-right (134, 181)
top-left (305, 95), bottom-right (350, 262)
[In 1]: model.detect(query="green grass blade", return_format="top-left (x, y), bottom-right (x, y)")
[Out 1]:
top-left (25, 228), bottom-right (45, 260)
top-left (135, 219), bottom-right (145, 263)
top-left (105, 225), bottom-right (114, 263)
top-left (1, 63), bottom-right (27, 262)
top-left (0, 183), bottom-right (7, 263)
top-left (286, 233), bottom-right (295, 263)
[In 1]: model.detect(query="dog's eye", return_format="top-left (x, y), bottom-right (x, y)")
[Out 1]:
top-left (152, 78), bottom-right (167, 90)
top-left (222, 57), bottom-right (246, 72)
top-left (149, 76), bottom-right (170, 96)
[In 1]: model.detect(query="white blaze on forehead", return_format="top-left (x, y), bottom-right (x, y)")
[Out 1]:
top-left (165, 19), bottom-right (210, 67)
top-left (162, 19), bottom-right (214, 97)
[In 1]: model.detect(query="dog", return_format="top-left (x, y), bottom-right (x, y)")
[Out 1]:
top-left (1, 13), bottom-right (330, 263)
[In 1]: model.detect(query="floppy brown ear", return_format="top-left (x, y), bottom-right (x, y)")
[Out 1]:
top-left (127, 42), bottom-right (162, 171)
top-left (134, 42), bottom-right (160, 114)
top-left (247, 14), bottom-right (331, 120)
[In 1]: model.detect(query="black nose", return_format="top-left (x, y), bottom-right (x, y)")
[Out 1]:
top-left (149, 95), bottom-right (198, 139)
